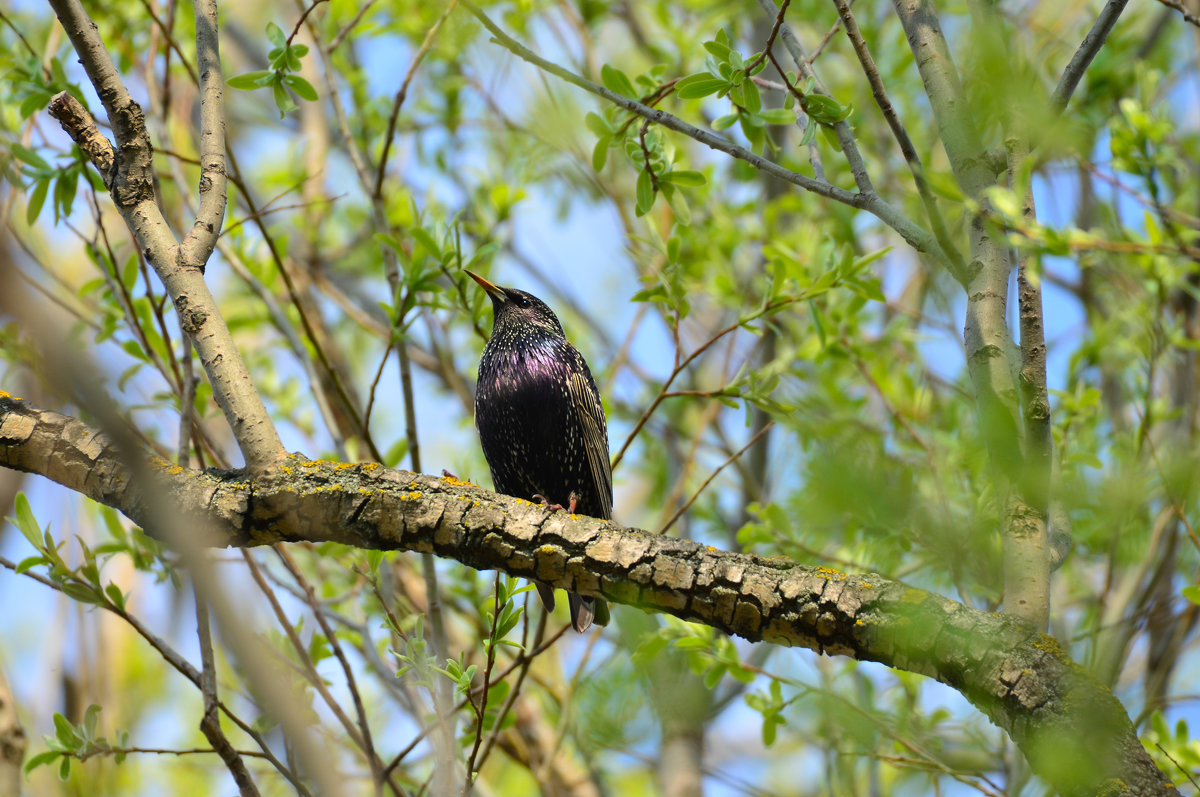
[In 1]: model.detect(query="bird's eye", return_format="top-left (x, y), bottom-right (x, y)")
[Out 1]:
top-left (513, 294), bottom-right (530, 308)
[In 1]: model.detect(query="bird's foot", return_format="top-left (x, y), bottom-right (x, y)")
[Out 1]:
top-left (532, 494), bottom-right (566, 512)
top-left (533, 491), bottom-right (580, 513)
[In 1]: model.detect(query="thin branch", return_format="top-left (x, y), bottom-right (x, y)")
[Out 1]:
top-left (756, 0), bottom-right (874, 197)
top-left (744, 0), bottom-right (792, 75)
top-left (373, 0), bottom-right (459, 199)
top-left (0, 8), bottom-right (39, 58)
top-left (461, 0), bottom-right (948, 264)
top-left (1152, 0), bottom-right (1200, 27)
top-left (287, 0), bottom-right (330, 47)
top-left (0, 555), bottom-right (311, 795)
top-left (612, 297), bottom-right (797, 470)
top-left (274, 547), bottom-right (387, 795)
top-left (1009, 137), bottom-right (1052, 630)
top-left (659, 422), bottom-right (775, 535)
top-left (462, 575), bottom-right (502, 793)
top-left (830, 0), bottom-right (967, 281)
top-left (196, 597), bottom-right (262, 797)
top-left (1052, 0), bottom-right (1132, 109)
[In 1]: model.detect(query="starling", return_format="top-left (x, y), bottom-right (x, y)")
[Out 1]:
top-left (467, 270), bottom-right (612, 632)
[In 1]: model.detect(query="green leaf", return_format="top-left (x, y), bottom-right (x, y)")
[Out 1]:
top-left (712, 113), bottom-right (739, 131)
top-left (635, 169), bottom-right (654, 216)
top-left (26, 178), bottom-right (49, 225)
top-left (61, 582), bottom-right (102, 605)
top-left (757, 108), bottom-right (795, 125)
top-left (1066, 451), bottom-right (1103, 469)
top-left (54, 167), bottom-right (78, 220)
top-left (675, 74), bottom-right (727, 99)
top-left (266, 21), bottom-right (286, 48)
top-left (584, 111), bottom-right (611, 136)
top-left (600, 63), bottom-right (637, 98)
top-left (13, 493), bottom-right (44, 550)
top-left (729, 82), bottom-right (744, 108)
top-left (703, 39), bottom-right (731, 62)
top-left (1183, 585), bottom-right (1200, 605)
top-left (105, 583), bottom-right (127, 611)
top-left (272, 78), bottom-right (296, 118)
top-left (742, 78), bottom-right (761, 113)
top-left (383, 437), bottom-right (409, 468)
top-left (13, 143), bottom-right (51, 171)
top-left (227, 70), bottom-right (274, 90)
top-left (24, 750), bottom-right (62, 774)
top-left (284, 74), bottom-right (318, 102)
top-left (366, 549), bottom-right (384, 573)
top-left (20, 91), bottom-right (53, 120)
top-left (799, 119), bottom-right (816, 146)
top-left (804, 94), bottom-right (852, 125)
top-left (411, 227), bottom-right (442, 259)
top-left (592, 134), bottom-right (610, 172)
top-left (630, 285), bottom-right (667, 303)
top-left (53, 713), bottom-right (81, 749)
top-left (846, 277), bottom-right (886, 303)
top-left (83, 705), bottom-right (100, 740)
top-left (660, 170), bottom-right (706, 187)
top-left (121, 255), bottom-right (139, 289)
top-left (662, 182), bottom-right (691, 225)
top-left (16, 555), bottom-right (47, 573)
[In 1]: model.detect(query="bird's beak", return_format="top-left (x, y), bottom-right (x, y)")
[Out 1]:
top-left (465, 270), bottom-right (507, 304)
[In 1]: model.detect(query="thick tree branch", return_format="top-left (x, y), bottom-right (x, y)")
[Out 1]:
top-left (178, 0), bottom-right (228, 271)
top-left (891, 0), bottom-right (1045, 625)
top-left (1007, 138), bottom-right (1052, 628)
top-left (0, 394), bottom-right (1178, 797)
top-left (44, 0), bottom-right (283, 472)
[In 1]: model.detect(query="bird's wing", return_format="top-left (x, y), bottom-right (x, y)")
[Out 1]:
top-left (568, 370), bottom-right (613, 519)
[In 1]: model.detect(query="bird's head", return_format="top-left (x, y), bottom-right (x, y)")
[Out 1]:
top-left (465, 270), bottom-right (565, 338)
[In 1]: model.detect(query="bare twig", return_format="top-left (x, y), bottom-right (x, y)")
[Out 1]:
top-left (659, 422), bottom-right (775, 535)
top-left (613, 297), bottom-right (798, 469)
top-left (287, 0), bottom-right (330, 47)
top-left (744, 0), bottom-right (792, 75)
top-left (196, 598), bottom-right (261, 797)
top-left (1052, 0), bottom-right (1132, 109)
top-left (374, 0), bottom-right (459, 198)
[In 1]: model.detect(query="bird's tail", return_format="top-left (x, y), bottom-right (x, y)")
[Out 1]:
top-left (535, 581), bottom-right (609, 632)
top-left (568, 593), bottom-right (610, 633)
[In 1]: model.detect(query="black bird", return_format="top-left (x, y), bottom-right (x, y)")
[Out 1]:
top-left (467, 270), bottom-right (612, 632)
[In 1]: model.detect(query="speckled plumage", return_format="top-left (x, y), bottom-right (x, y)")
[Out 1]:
top-left (467, 270), bottom-right (611, 632)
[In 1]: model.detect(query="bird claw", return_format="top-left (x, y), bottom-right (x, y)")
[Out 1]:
top-left (534, 492), bottom-right (580, 514)
top-left (532, 494), bottom-right (567, 512)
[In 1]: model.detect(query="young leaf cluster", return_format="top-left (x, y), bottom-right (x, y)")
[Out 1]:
top-left (227, 22), bottom-right (319, 119)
